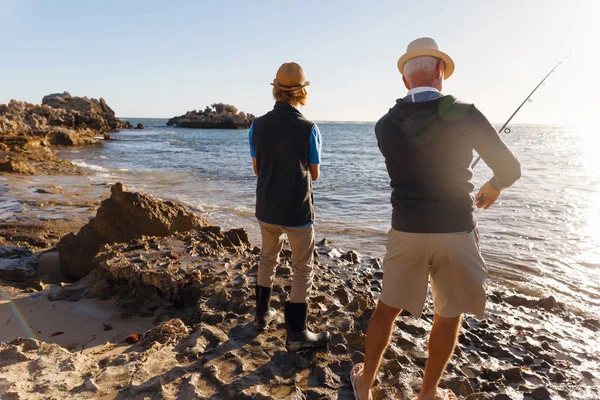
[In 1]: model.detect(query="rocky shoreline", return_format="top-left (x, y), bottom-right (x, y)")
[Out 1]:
top-left (0, 92), bottom-right (133, 176)
top-left (0, 183), bottom-right (598, 399)
top-left (167, 103), bottom-right (255, 129)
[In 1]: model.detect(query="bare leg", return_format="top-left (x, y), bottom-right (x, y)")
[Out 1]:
top-left (354, 300), bottom-right (402, 400)
top-left (418, 313), bottom-right (461, 400)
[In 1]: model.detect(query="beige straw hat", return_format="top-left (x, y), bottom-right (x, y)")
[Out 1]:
top-left (271, 62), bottom-right (310, 91)
top-left (397, 37), bottom-right (455, 79)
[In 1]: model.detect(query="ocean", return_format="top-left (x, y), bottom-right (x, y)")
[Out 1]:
top-left (56, 119), bottom-right (600, 318)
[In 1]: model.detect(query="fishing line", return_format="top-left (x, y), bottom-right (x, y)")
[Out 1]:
top-left (471, 53), bottom-right (570, 169)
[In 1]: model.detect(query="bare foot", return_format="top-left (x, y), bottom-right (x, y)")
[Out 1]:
top-left (351, 363), bottom-right (372, 400)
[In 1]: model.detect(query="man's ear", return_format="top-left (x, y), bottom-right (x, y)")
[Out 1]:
top-left (402, 76), bottom-right (411, 90)
top-left (437, 60), bottom-right (444, 79)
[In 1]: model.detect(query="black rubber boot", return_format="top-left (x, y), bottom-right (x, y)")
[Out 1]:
top-left (284, 301), bottom-right (331, 352)
top-left (254, 285), bottom-right (277, 331)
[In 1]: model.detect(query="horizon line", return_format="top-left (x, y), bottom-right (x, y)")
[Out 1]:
top-left (119, 117), bottom-right (572, 126)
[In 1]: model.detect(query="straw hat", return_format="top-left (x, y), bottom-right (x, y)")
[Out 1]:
top-left (271, 62), bottom-right (310, 91)
top-left (397, 37), bottom-right (455, 79)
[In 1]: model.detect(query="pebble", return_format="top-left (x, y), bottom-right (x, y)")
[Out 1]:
top-left (531, 387), bottom-right (551, 400)
top-left (503, 367), bottom-right (525, 383)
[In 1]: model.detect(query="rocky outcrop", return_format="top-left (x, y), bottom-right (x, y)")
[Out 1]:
top-left (0, 158), bottom-right (35, 174)
top-left (92, 227), bottom-right (250, 306)
top-left (41, 92), bottom-right (133, 132)
top-left (167, 103), bottom-right (255, 129)
top-left (0, 92), bottom-right (133, 174)
top-left (57, 183), bottom-right (210, 280)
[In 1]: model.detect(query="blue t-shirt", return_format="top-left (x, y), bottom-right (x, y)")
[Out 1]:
top-left (249, 122), bottom-right (322, 164)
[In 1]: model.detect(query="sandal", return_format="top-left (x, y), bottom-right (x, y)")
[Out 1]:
top-left (350, 363), bottom-right (372, 400)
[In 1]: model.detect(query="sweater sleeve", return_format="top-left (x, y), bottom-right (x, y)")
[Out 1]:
top-left (468, 106), bottom-right (521, 190)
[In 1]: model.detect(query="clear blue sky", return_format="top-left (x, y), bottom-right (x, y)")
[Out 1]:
top-left (1, 0), bottom-right (597, 124)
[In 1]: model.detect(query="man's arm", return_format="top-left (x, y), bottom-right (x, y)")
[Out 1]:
top-left (308, 124), bottom-right (322, 181)
top-left (468, 106), bottom-right (521, 209)
top-left (253, 158), bottom-right (258, 176)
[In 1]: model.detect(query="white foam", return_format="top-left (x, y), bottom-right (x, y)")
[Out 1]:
top-left (71, 160), bottom-right (109, 173)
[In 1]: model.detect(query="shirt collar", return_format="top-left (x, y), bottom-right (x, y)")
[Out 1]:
top-left (406, 86), bottom-right (441, 96)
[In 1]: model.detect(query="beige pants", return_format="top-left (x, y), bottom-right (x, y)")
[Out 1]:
top-left (257, 220), bottom-right (315, 303)
top-left (380, 228), bottom-right (488, 319)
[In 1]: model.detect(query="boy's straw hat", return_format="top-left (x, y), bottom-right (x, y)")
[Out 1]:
top-left (271, 62), bottom-right (310, 91)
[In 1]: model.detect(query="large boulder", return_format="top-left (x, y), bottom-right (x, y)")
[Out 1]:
top-left (167, 103), bottom-right (255, 129)
top-left (57, 183), bottom-right (210, 280)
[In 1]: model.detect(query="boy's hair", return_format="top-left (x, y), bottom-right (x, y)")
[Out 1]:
top-left (272, 86), bottom-right (309, 107)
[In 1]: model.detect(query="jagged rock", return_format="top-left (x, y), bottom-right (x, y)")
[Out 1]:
top-left (135, 123), bottom-right (144, 130)
top-left (0, 245), bottom-right (38, 281)
top-left (1, 93), bottom-right (132, 174)
top-left (503, 367), bottom-right (525, 383)
top-left (0, 158), bottom-right (35, 174)
top-left (141, 319), bottom-right (189, 348)
top-left (89, 225), bottom-right (250, 307)
top-left (1, 94), bottom-right (131, 150)
top-left (505, 294), bottom-right (564, 312)
top-left (41, 91), bottom-right (132, 131)
top-left (57, 182), bottom-right (210, 280)
top-left (530, 387), bottom-right (551, 400)
top-left (440, 376), bottom-right (475, 397)
top-left (46, 126), bottom-right (98, 146)
top-left (167, 103), bottom-right (255, 129)
top-left (340, 250), bottom-right (361, 264)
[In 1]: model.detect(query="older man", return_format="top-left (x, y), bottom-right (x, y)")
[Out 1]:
top-left (249, 62), bottom-right (330, 352)
top-left (351, 38), bottom-right (521, 399)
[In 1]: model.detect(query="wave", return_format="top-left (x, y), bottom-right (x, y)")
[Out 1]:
top-left (71, 160), bottom-right (109, 173)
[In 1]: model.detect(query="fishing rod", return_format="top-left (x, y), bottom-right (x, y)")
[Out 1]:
top-left (471, 53), bottom-right (570, 169)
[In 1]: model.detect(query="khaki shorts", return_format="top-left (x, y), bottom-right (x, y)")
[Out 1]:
top-left (380, 228), bottom-right (487, 319)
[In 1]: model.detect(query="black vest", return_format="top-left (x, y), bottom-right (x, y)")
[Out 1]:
top-left (252, 102), bottom-right (314, 226)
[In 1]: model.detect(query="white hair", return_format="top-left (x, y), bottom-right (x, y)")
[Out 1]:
top-left (403, 56), bottom-right (444, 81)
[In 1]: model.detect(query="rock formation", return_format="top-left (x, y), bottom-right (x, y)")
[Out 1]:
top-left (167, 103), bottom-right (255, 129)
top-left (41, 92), bottom-right (133, 132)
top-left (57, 182), bottom-right (210, 280)
top-left (0, 92), bottom-right (133, 174)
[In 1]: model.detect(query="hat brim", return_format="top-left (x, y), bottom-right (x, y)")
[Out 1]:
top-left (270, 80), bottom-right (310, 91)
top-left (397, 49), bottom-right (455, 79)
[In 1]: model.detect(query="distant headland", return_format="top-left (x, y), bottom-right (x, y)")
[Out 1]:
top-left (167, 103), bottom-right (255, 129)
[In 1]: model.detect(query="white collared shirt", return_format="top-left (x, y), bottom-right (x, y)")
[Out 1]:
top-left (405, 86), bottom-right (442, 103)
top-left (406, 86), bottom-right (440, 96)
